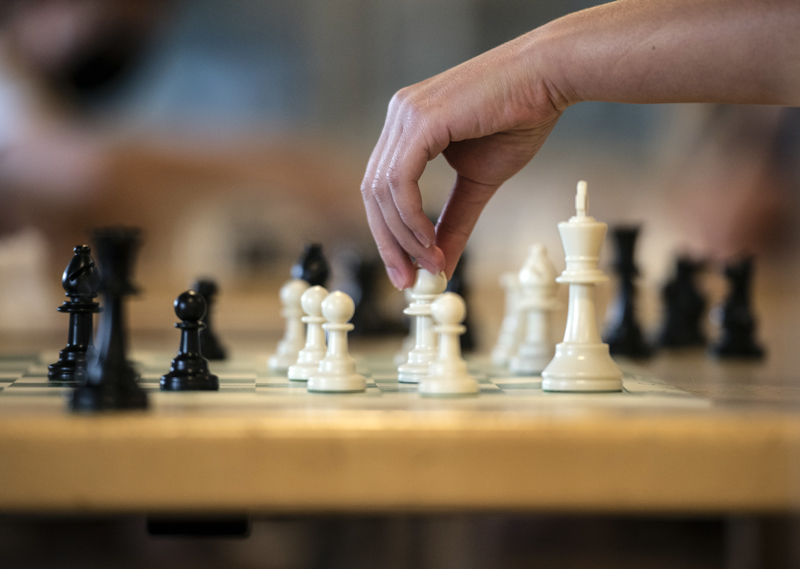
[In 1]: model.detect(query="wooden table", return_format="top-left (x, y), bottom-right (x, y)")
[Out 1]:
top-left (1, 333), bottom-right (798, 517)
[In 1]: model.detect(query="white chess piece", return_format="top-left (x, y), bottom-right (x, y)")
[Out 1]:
top-left (394, 289), bottom-right (416, 365)
top-left (398, 268), bottom-right (448, 383)
top-left (288, 285), bottom-right (329, 381)
top-left (491, 272), bottom-right (524, 367)
top-left (269, 279), bottom-right (310, 372)
top-left (541, 181), bottom-right (623, 392)
top-left (419, 292), bottom-right (478, 396)
top-left (307, 291), bottom-right (366, 393)
top-left (510, 244), bottom-right (560, 375)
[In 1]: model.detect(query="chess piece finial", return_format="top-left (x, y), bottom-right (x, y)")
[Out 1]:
top-left (269, 279), bottom-right (311, 372)
top-left (510, 244), bottom-right (560, 375)
top-left (541, 182), bottom-right (623, 392)
top-left (193, 278), bottom-right (227, 360)
top-left (419, 292), bottom-right (478, 396)
top-left (71, 227), bottom-right (147, 411)
top-left (292, 243), bottom-right (330, 287)
top-left (49, 245), bottom-right (101, 382)
top-left (161, 290), bottom-right (220, 391)
top-left (307, 291), bottom-right (367, 392)
top-left (604, 226), bottom-right (652, 358)
top-left (397, 268), bottom-right (448, 383)
top-left (711, 257), bottom-right (765, 359)
top-left (288, 285), bottom-right (329, 381)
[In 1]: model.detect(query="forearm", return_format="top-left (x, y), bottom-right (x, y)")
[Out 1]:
top-left (529, 0), bottom-right (800, 107)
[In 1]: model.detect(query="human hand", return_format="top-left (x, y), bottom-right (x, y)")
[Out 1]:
top-left (361, 32), bottom-right (566, 289)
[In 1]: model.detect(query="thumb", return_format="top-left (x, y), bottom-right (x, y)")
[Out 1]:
top-left (434, 174), bottom-right (499, 279)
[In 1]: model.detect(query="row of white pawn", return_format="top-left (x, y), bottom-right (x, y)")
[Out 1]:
top-left (268, 277), bottom-right (477, 395)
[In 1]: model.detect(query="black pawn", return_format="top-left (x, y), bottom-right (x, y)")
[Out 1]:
top-left (712, 257), bottom-right (765, 359)
top-left (292, 243), bottom-right (330, 287)
top-left (193, 278), bottom-right (227, 360)
top-left (161, 290), bottom-right (219, 391)
top-left (48, 245), bottom-right (101, 382)
top-left (605, 226), bottom-right (652, 357)
top-left (659, 257), bottom-right (707, 348)
top-left (71, 227), bottom-right (147, 411)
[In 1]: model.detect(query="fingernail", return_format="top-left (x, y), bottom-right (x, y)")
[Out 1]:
top-left (386, 267), bottom-right (406, 290)
top-left (413, 231), bottom-right (431, 249)
top-left (418, 258), bottom-right (443, 276)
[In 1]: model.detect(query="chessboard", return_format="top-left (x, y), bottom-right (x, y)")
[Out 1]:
top-left (0, 349), bottom-right (709, 412)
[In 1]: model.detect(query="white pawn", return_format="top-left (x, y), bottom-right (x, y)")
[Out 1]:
top-left (269, 279), bottom-right (310, 372)
top-left (307, 291), bottom-right (366, 393)
top-left (541, 181), bottom-right (623, 392)
top-left (419, 292), bottom-right (478, 396)
top-left (398, 268), bottom-right (448, 383)
top-left (491, 272), bottom-right (524, 367)
top-left (394, 289), bottom-right (416, 365)
top-left (288, 285), bottom-right (329, 381)
top-left (510, 244), bottom-right (560, 375)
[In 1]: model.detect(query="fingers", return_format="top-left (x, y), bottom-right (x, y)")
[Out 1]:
top-left (361, 90), bottom-right (448, 288)
top-left (435, 174), bottom-right (499, 279)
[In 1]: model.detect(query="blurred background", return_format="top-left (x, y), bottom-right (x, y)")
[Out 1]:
top-left (0, 0), bottom-right (798, 343)
top-left (2, 1), bottom-right (800, 567)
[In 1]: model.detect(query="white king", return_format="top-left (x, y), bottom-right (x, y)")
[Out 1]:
top-left (541, 181), bottom-right (623, 392)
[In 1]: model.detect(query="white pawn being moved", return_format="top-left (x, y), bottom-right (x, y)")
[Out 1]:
top-left (269, 279), bottom-right (310, 372)
top-left (398, 268), bottom-right (448, 383)
top-left (288, 285), bottom-right (328, 381)
top-left (307, 290), bottom-right (366, 393)
top-left (419, 292), bottom-right (478, 396)
top-left (509, 244), bottom-right (560, 376)
top-left (541, 181), bottom-right (623, 392)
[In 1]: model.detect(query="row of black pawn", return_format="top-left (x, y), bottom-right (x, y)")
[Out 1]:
top-left (48, 228), bottom-right (229, 412)
top-left (605, 226), bottom-right (764, 359)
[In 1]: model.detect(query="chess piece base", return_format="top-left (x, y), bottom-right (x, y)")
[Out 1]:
top-left (307, 373), bottom-right (366, 393)
top-left (542, 342), bottom-right (623, 392)
top-left (288, 362), bottom-right (318, 381)
top-left (509, 345), bottom-right (553, 376)
top-left (161, 371), bottom-right (219, 391)
top-left (269, 353), bottom-right (298, 372)
top-left (418, 375), bottom-right (478, 396)
top-left (70, 373), bottom-right (148, 411)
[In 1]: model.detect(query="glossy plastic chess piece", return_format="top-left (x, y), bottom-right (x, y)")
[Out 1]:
top-left (70, 227), bottom-right (148, 411)
top-left (48, 245), bottom-right (101, 383)
top-left (419, 292), bottom-right (478, 396)
top-left (445, 252), bottom-right (476, 352)
top-left (398, 268), bottom-right (448, 383)
top-left (288, 285), bottom-right (329, 381)
top-left (658, 257), bottom-right (707, 347)
top-left (292, 243), bottom-right (330, 287)
top-left (542, 181), bottom-right (623, 392)
top-left (509, 244), bottom-right (560, 375)
top-left (711, 257), bottom-right (765, 359)
top-left (491, 272), bottom-right (523, 366)
top-left (394, 289), bottom-right (416, 365)
top-left (193, 278), bottom-right (227, 361)
top-left (269, 279), bottom-right (310, 372)
top-left (604, 226), bottom-right (652, 357)
top-left (161, 290), bottom-right (220, 391)
top-left (307, 291), bottom-right (366, 392)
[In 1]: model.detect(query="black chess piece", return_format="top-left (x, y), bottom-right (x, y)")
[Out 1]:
top-left (446, 252), bottom-right (476, 353)
top-left (659, 257), bottom-right (707, 348)
top-left (161, 290), bottom-right (220, 391)
top-left (291, 243), bottom-right (330, 287)
top-left (193, 278), bottom-right (227, 360)
top-left (70, 227), bottom-right (148, 411)
top-left (712, 257), bottom-right (765, 359)
top-left (604, 226), bottom-right (652, 357)
top-left (48, 245), bottom-right (101, 382)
